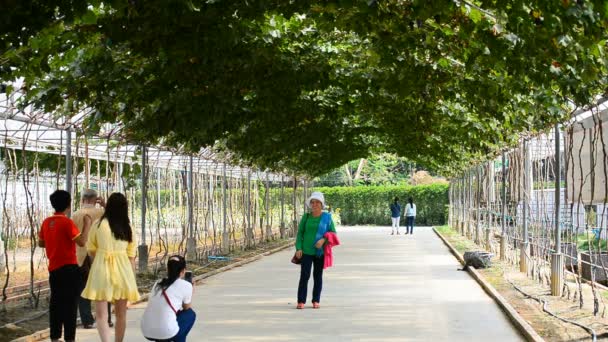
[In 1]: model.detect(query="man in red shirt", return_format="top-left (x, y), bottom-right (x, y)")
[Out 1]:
top-left (38, 190), bottom-right (92, 342)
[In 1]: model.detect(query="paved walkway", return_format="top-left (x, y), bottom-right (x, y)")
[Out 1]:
top-left (77, 226), bottom-right (523, 341)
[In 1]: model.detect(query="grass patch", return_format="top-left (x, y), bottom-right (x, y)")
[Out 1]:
top-left (576, 233), bottom-right (608, 251)
top-left (434, 225), bottom-right (479, 254)
top-left (435, 225), bottom-right (457, 236)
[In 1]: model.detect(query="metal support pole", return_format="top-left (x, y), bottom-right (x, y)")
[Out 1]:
top-left (247, 171), bottom-right (253, 246)
top-left (265, 175), bottom-right (271, 240)
top-left (138, 146), bottom-right (149, 272)
top-left (521, 139), bottom-right (531, 274)
top-left (0, 158), bottom-right (4, 268)
top-left (221, 164), bottom-right (229, 253)
top-left (280, 175), bottom-right (285, 238)
top-left (467, 169), bottom-right (473, 239)
top-left (156, 167), bottom-right (162, 240)
top-left (464, 170), bottom-right (469, 237)
top-left (486, 162), bottom-right (493, 251)
top-left (460, 176), bottom-right (465, 235)
top-left (66, 130), bottom-right (73, 214)
top-left (293, 176), bottom-right (298, 236)
top-left (186, 156), bottom-right (197, 260)
top-left (551, 124), bottom-right (564, 296)
top-left (448, 184), bottom-right (452, 228)
top-left (500, 151), bottom-right (508, 261)
top-left (118, 163), bottom-right (123, 193)
top-left (303, 179), bottom-right (308, 213)
top-left (475, 166), bottom-right (482, 244)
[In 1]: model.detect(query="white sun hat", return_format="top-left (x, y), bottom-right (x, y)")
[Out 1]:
top-left (307, 191), bottom-right (325, 208)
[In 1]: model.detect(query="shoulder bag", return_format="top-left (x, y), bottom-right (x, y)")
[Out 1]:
top-left (291, 214), bottom-right (309, 264)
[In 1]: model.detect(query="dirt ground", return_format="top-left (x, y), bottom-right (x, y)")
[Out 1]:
top-left (0, 238), bottom-right (292, 342)
top-left (437, 226), bottom-right (608, 342)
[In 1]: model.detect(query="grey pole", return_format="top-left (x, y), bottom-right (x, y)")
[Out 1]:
top-left (486, 159), bottom-right (496, 252)
top-left (66, 130), bottom-right (73, 214)
top-left (156, 167), bottom-right (161, 236)
top-left (247, 171), bottom-right (252, 247)
top-left (141, 147), bottom-right (147, 244)
top-left (186, 156), bottom-right (197, 260)
top-left (462, 170), bottom-right (471, 236)
top-left (467, 168), bottom-right (475, 239)
top-left (280, 175), bottom-right (285, 238)
top-left (460, 175), bottom-right (465, 234)
top-left (485, 161), bottom-right (492, 251)
top-left (293, 176), bottom-right (298, 236)
top-left (265, 174), bottom-right (271, 240)
top-left (221, 163), bottom-right (229, 253)
top-left (138, 146), bottom-right (149, 272)
top-left (189, 158), bottom-right (194, 239)
top-left (461, 173), bottom-right (467, 236)
top-left (521, 139), bottom-right (531, 273)
top-left (448, 183), bottom-right (452, 228)
top-left (118, 163), bottom-right (123, 193)
top-left (0, 158), bottom-right (4, 268)
top-left (500, 151), bottom-right (508, 260)
top-left (551, 124), bottom-right (564, 296)
top-left (456, 176), bottom-right (460, 231)
top-left (303, 179), bottom-right (308, 214)
top-left (475, 166), bottom-right (482, 244)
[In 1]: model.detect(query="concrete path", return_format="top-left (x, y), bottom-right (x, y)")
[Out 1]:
top-left (77, 226), bottom-right (524, 341)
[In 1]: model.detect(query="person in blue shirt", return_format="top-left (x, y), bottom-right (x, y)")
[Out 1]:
top-left (390, 197), bottom-right (401, 235)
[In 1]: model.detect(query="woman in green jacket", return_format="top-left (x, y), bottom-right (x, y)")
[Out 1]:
top-left (295, 191), bottom-right (336, 309)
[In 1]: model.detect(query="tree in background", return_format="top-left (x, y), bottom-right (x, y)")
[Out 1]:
top-left (410, 171), bottom-right (448, 186)
top-left (315, 153), bottom-right (446, 187)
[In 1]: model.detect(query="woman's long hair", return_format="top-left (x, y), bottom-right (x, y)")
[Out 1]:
top-left (408, 197), bottom-right (414, 205)
top-left (155, 256), bottom-right (186, 292)
top-left (101, 192), bottom-right (133, 242)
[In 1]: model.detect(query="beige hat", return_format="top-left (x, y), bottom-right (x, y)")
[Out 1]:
top-left (307, 191), bottom-right (325, 208)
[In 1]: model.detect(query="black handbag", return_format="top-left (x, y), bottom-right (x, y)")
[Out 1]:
top-left (291, 214), bottom-right (309, 265)
top-left (291, 253), bottom-right (302, 264)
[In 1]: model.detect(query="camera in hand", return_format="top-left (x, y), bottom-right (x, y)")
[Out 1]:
top-left (184, 271), bottom-right (193, 284)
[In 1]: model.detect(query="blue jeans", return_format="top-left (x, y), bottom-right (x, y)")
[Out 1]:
top-left (146, 308), bottom-right (196, 342)
top-left (406, 216), bottom-right (415, 234)
top-left (297, 254), bottom-right (324, 304)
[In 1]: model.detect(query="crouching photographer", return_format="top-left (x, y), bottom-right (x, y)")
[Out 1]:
top-left (141, 256), bottom-right (196, 342)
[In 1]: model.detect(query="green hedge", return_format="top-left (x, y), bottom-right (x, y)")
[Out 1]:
top-left (315, 184), bottom-right (449, 226)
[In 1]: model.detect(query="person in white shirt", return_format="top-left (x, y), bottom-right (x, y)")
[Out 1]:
top-left (404, 197), bottom-right (416, 235)
top-left (141, 256), bottom-right (196, 342)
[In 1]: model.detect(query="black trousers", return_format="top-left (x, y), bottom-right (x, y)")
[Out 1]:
top-left (297, 254), bottom-right (324, 304)
top-left (49, 264), bottom-right (80, 341)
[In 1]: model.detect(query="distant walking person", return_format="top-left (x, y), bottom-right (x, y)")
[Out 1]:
top-left (82, 193), bottom-right (140, 342)
top-left (390, 197), bottom-right (401, 235)
top-left (295, 191), bottom-right (337, 309)
top-left (405, 197), bottom-right (416, 235)
top-left (38, 190), bottom-right (92, 342)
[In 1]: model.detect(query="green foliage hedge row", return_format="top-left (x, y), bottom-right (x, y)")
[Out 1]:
top-left (315, 184), bottom-right (449, 226)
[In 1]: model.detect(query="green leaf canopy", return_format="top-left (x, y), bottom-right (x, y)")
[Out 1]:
top-left (1, 0), bottom-right (607, 176)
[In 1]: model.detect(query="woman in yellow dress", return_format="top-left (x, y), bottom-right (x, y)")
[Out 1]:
top-left (82, 192), bottom-right (140, 342)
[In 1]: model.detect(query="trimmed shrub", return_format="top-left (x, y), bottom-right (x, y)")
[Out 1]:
top-left (315, 184), bottom-right (448, 226)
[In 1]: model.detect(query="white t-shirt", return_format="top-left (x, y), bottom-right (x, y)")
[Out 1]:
top-left (141, 279), bottom-right (193, 339)
top-left (405, 203), bottom-right (416, 217)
